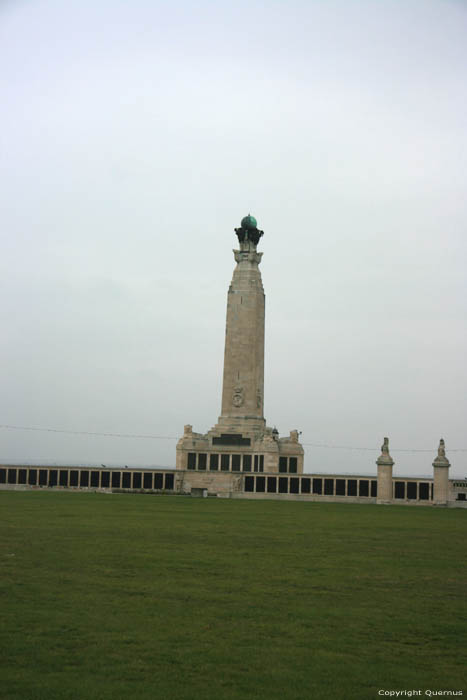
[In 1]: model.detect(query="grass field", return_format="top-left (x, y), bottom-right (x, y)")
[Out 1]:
top-left (1, 491), bottom-right (466, 700)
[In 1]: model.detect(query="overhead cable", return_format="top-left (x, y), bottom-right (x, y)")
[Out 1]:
top-left (1, 423), bottom-right (466, 452)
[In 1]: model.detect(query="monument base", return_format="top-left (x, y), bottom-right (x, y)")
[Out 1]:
top-left (176, 423), bottom-right (304, 477)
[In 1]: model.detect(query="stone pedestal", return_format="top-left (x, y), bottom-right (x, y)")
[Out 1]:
top-left (433, 439), bottom-right (450, 505)
top-left (376, 437), bottom-right (394, 504)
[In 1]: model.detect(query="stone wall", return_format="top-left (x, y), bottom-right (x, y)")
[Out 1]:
top-left (2, 464), bottom-right (465, 507)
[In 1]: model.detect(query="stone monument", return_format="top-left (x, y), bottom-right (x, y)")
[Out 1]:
top-left (432, 438), bottom-right (450, 505)
top-left (176, 215), bottom-right (304, 492)
top-left (376, 437), bottom-right (394, 504)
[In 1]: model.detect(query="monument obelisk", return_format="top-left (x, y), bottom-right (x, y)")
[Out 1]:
top-left (176, 215), bottom-right (304, 488)
top-left (218, 214), bottom-right (266, 433)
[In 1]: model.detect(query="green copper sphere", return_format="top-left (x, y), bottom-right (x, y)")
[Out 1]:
top-left (241, 214), bottom-right (257, 230)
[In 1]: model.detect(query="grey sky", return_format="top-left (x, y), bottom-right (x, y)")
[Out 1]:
top-left (1, 0), bottom-right (466, 476)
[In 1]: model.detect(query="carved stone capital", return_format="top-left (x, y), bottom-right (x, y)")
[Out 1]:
top-left (234, 249), bottom-right (263, 265)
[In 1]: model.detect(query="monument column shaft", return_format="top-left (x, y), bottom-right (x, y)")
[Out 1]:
top-left (220, 243), bottom-right (265, 421)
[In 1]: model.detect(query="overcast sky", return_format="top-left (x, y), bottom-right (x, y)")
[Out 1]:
top-left (1, 0), bottom-right (466, 477)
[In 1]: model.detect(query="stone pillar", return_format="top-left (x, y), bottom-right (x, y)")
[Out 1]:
top-left (176, 215), bottom-right (304, 480)
top-left (219, 219), bottom-right (265, 432)
top-left (433, 438), bottom-right (450, 505)
top-left (376, 437), bottom-right (394, 504)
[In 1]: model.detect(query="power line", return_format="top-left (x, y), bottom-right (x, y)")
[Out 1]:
top-left (0, 424), bottom-right (178, 440)
top-left (301, 442), bottom-right (466, 453)
top-left (1, 423), bottom-right (466, 452)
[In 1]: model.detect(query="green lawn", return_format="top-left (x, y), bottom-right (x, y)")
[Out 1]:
top-left (1, 492), bottom-right (466, 700)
